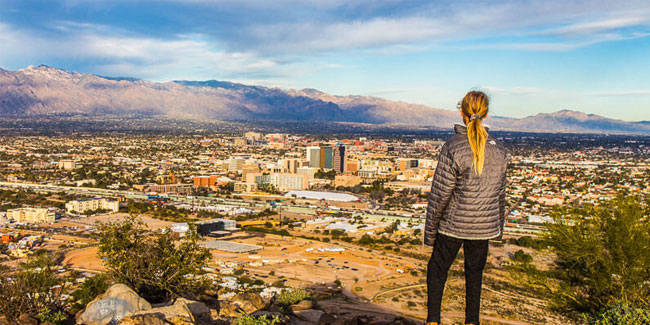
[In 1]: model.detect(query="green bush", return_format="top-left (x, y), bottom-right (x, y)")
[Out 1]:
top-left (545, 195), bottom-right (650, 317)
top-left (70, 273), bottom-right (110, 312)
top-left (0, 252), bottom-right (67, 322)
top-left (592, 304), bottom-right (650, 325)
top-left (276, 288), bottom-right (310, 306)
top-left (97, 215), bottom-right (211, 303)
top-left (235, 314), bottom-right (281, 325)
top-left (511, 249), bottom-right (533, 263)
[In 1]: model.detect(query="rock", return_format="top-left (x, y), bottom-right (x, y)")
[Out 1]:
top-left (0, 315), bottom-right (16, 325)
top-left (348, 315), bottom-right (373, 325)
top-left (220, 293), bottom-right (265, 317)
top-left (318, 313), bottom-right (337, 325)
top-left (118, 314), bottom-right (195, 325)
top-left (77, 284), bottom-right (151, 325)
top-left (218, 301), bottom-right (242, 318)
top-left (17, 314), bottom-right (37, 325)
top-left (175, 298), bottom-right (210, 320)
top-left (293, 309), bottom-right (324, 323)
top-left (167, 316), bottom-right (195, 325)
top-left (197, 293), bottom-right (219, 309)
top-left (117, 314), bottom-right (167, 325)
top-left (290, 299), bottom-right (314, 312)
top-left (131, 298), bottom-right (196, 322)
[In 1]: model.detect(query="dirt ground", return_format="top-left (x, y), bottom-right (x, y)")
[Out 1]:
top-left (206, 231), bottom-right (562, 324)
top-left (62, 246), bottom-right (106, 271)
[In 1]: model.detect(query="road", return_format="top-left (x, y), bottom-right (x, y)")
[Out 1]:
top-left (0, 181), bottom-right (542, 234)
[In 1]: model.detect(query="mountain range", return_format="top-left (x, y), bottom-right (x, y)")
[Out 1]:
top-left (0, 65), bottom-right (648, 134)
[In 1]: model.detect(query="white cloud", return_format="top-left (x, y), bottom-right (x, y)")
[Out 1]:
top-left (537, 15), bottom-right (650, 36)
top-left (240, 0), bottom-right (650, 53)
top-left (0, 22), bottom-right (285, 81)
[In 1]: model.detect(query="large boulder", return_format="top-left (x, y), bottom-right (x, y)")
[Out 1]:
top-left (293, 309), bottom-right (324, 323)
top-left (17, 315), bottom-right (37, 325)
top-left (219, 293), bottom-right (265, 317)
top-left (116, 314), bottom-right (166, 325)
top-left (130, 298), bottom-right (209, 322)
top-left (290, 299), bottom-right (314, 312)
top-left (76, 284), bottom-right (151, 325)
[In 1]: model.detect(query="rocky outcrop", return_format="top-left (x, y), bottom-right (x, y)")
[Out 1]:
top-left (289, 299), bottom-right (314, 312)
top-left (218, 292), bottom-right (266, 318)
top-left (76, 284), bottom-right (152, 325)
top-left (76, 284), bottom-right (211, 325)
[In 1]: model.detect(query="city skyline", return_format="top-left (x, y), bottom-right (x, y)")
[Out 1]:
top-left (1, 0), bottom-right (650, 121)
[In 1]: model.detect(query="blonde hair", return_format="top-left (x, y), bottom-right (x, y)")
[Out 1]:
top-left (459, 91), bottom-right (489, 175)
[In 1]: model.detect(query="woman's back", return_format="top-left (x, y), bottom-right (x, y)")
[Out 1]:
top-left (424, 90), bottom-right (508, 325)
top-left (432, 124), bottom-right (508, 241)
top-left (424, 91), bottom-right (508, 245)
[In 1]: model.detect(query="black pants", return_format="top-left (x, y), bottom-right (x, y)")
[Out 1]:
top-left (426, 233), bottom-right (489, 324)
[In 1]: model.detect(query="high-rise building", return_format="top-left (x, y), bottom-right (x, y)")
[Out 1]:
top-left (320, 146), bottom-right (333, 169)
top-left (241, 164), bottom-right (261, 180)
top-left (283, 159), bottom-right (299, 173)
top-left (306, 146), bottom-right (321, 168)
top-left (234, 138), bottom-right (248, 146)
top-left (229, 158), bottom-right (245, 172)
top-left (332, 143), bottom-right (346, 173)
top-left (397, 158), bottom-right (419, 171)
top-left (346, 160), bottom-right (360, 174)
top-left (297, 167), bottom-right (318, 180)
top-left (244, 132), bottom-right (263, 141)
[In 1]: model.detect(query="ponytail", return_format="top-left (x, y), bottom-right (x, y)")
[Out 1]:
top-left (460, 91), bottom-right (489, 175)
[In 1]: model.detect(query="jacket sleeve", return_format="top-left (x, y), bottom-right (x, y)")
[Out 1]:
top-left (424, 143), bottom-right (458, 246)
top-left (495, 157), bottom-right (509, 241)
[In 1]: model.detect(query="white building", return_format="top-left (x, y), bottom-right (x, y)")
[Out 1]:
top-left (6, 208), bottom-right (55, 223)
top-left (65, 198), bottom-right (119, 214)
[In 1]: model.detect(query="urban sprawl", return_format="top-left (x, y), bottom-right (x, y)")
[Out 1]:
top-left (0, 130), bottom-right (648, 323)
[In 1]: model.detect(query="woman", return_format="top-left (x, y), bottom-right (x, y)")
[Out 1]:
top-left (424, 90), bottom-right (508, 325)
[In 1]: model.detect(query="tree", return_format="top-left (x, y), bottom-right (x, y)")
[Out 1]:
top-left (544, 195), bottom-right (650, 317)
top-left (0, 252), bottom-right (67, 322)
top-left (97, 215), bottom-right (211, 303)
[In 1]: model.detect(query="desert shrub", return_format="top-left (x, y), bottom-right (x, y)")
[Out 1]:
top-left (515, 236), bottom-right (549, 250)
top-left (235, 314), bottom-right (281, 325)
top-left (0, 252), bottom-right (67, 322)
top-left (545, 195), bottom-right (650, 317)
top-left (511, 249), bottom-right (533, 263)
top-left (276, 288), bottom-right (310, 306)
top-left (70, 273), bottom-right (111, 312)
top-left (97, 215), bottom-right (211, 303)
top-left (592, 304), bottom-right (650, 325)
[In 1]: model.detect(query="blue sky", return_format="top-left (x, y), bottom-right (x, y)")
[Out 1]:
top-left (1, 0), bottom-right (649, 121)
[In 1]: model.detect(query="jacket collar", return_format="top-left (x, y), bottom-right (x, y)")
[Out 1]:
top-left (453, 123), bottom-right (490, 134)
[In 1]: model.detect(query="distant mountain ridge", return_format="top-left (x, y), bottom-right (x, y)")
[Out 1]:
top-left (0, 65), bottom-right (648, 134)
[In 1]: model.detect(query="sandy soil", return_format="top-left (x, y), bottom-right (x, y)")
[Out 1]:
top-left (62, 246), bottom-right (106, 271)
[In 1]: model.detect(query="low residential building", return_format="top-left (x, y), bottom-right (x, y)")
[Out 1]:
top-left (234, 182), bottom-right (258, 193)
top-left (147, 183), bottom-right (193, 194)
top-left (57, 159), bottom-right (76, 170)
top-left (334, 175), bottom-right (362, 188)
top-left (65, 198), bottom-right (119, 214)
top-left (6, 208), bottom-right (55, 223)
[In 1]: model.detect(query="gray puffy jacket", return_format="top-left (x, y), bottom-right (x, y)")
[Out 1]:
top-left (424, 124), bottom-right (508, 246)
